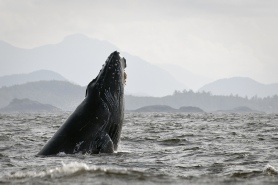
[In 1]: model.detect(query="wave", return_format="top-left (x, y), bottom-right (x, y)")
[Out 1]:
top-left (7, 161), bottom-right (148, 180)
top-left (8, 162), bottom-right (90, 179)
top-left (264, 164), bottom-right (278, 175)
top-left (229, 164), bottom-right (278, 179)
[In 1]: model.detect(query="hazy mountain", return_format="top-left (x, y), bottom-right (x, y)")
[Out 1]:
top-left (0, 98), bottom-right (62, 113)
top-left (199, 77), bottom-right (278, 98)
top-left (0, 81), bottom-right (85, 111)
top-left (0, 70), bottom-right (68, 88)
top-left (0, 34), bottom-right (186, 97)
top-left (122, 52), bottom-right (185, 96)
top-left (158, 63), bottom-right (213, 91)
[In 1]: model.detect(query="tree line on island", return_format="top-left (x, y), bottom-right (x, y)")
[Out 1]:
top-left (125, 89), bottom-right (278, 113)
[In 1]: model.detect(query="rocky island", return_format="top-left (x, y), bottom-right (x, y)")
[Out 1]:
top-left (0, 98), bottom-right (62, 113)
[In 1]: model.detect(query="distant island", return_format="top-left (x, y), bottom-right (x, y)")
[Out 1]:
top-left (179, 106), bottom-right (204, 113)
top-left (130, 105), bottom-right (205, 113)
top-left (0, 98), bottom-right (62, 113)
top-left (216, 106), bottom-right (264, 113)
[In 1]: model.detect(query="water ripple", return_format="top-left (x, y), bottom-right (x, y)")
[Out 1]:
top-left (1, 112), bottom-right (278, 184)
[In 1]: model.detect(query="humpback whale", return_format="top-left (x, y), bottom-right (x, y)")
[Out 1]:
top-left (38, 51), bottom-right (127, 155)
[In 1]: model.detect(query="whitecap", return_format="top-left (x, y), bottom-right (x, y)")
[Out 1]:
top-left (9, 161), bottom-right (90, 179)
top-left (263, 164), bottom-right (278, 175)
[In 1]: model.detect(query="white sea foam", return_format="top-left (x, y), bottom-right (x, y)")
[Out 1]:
top-left (8, 161), bottom-right (134, 179)
top-left (263, 164), bottom-right (278, 175)
top-left (57, 152), bottom-right (66, 156)
top-left (48, 161), bottom-right (90, 177)
top-left (9, 161), bottom-right (91, 179)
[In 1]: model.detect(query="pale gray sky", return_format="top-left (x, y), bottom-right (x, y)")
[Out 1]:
top-left (1, 0), bottom-right (278, 84)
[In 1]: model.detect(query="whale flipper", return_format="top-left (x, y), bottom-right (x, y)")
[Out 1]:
top-left (99, 133), bottom-right (114, 153)
top-left (88, 132), bottom-right (114, 154)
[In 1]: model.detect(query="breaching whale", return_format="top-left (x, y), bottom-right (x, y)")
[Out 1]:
top-left (38, 51), bottom-right (127, 155)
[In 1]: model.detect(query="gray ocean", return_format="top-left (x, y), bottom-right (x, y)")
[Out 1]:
top-left (1, 112), bottom-right (278, 184)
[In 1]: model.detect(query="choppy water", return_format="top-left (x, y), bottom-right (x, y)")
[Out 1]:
top-left (1, 112), bottom-right (278, 184)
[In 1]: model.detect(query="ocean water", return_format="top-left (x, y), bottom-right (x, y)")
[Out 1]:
top-left (1, 112), bottom-right (278, 184)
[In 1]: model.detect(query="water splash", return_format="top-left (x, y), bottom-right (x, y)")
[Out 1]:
top-left (264, 164), bottom-right (278, 175)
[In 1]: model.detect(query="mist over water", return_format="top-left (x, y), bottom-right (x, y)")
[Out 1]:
top-left (1, 112), bottom-right (278, 184)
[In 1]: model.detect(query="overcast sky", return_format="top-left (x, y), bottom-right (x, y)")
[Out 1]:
top-left (1, 0), bottom-right (278, 84)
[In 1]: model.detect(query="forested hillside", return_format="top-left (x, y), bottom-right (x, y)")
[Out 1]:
top-left (126, 90), bottom-right (278, 113)
top-left (0, 81), bottom-right (85, 111)
top-left (0, 82), bottom-right (277, 113)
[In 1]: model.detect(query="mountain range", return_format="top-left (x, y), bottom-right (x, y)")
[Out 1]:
top-left (199, 77), bottom-right (278, 98)
top-left (0, 70), bottom-right (67, 88)
top-left (0, 34), bottom-right (277, 98)
top-left (0, 34), bottom-right (187, 97)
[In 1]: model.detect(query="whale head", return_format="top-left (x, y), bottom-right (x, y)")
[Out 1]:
top-left (85, 51), bottom-right (127, 152)
top-left (86, 51), bottom-right (126, 98)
